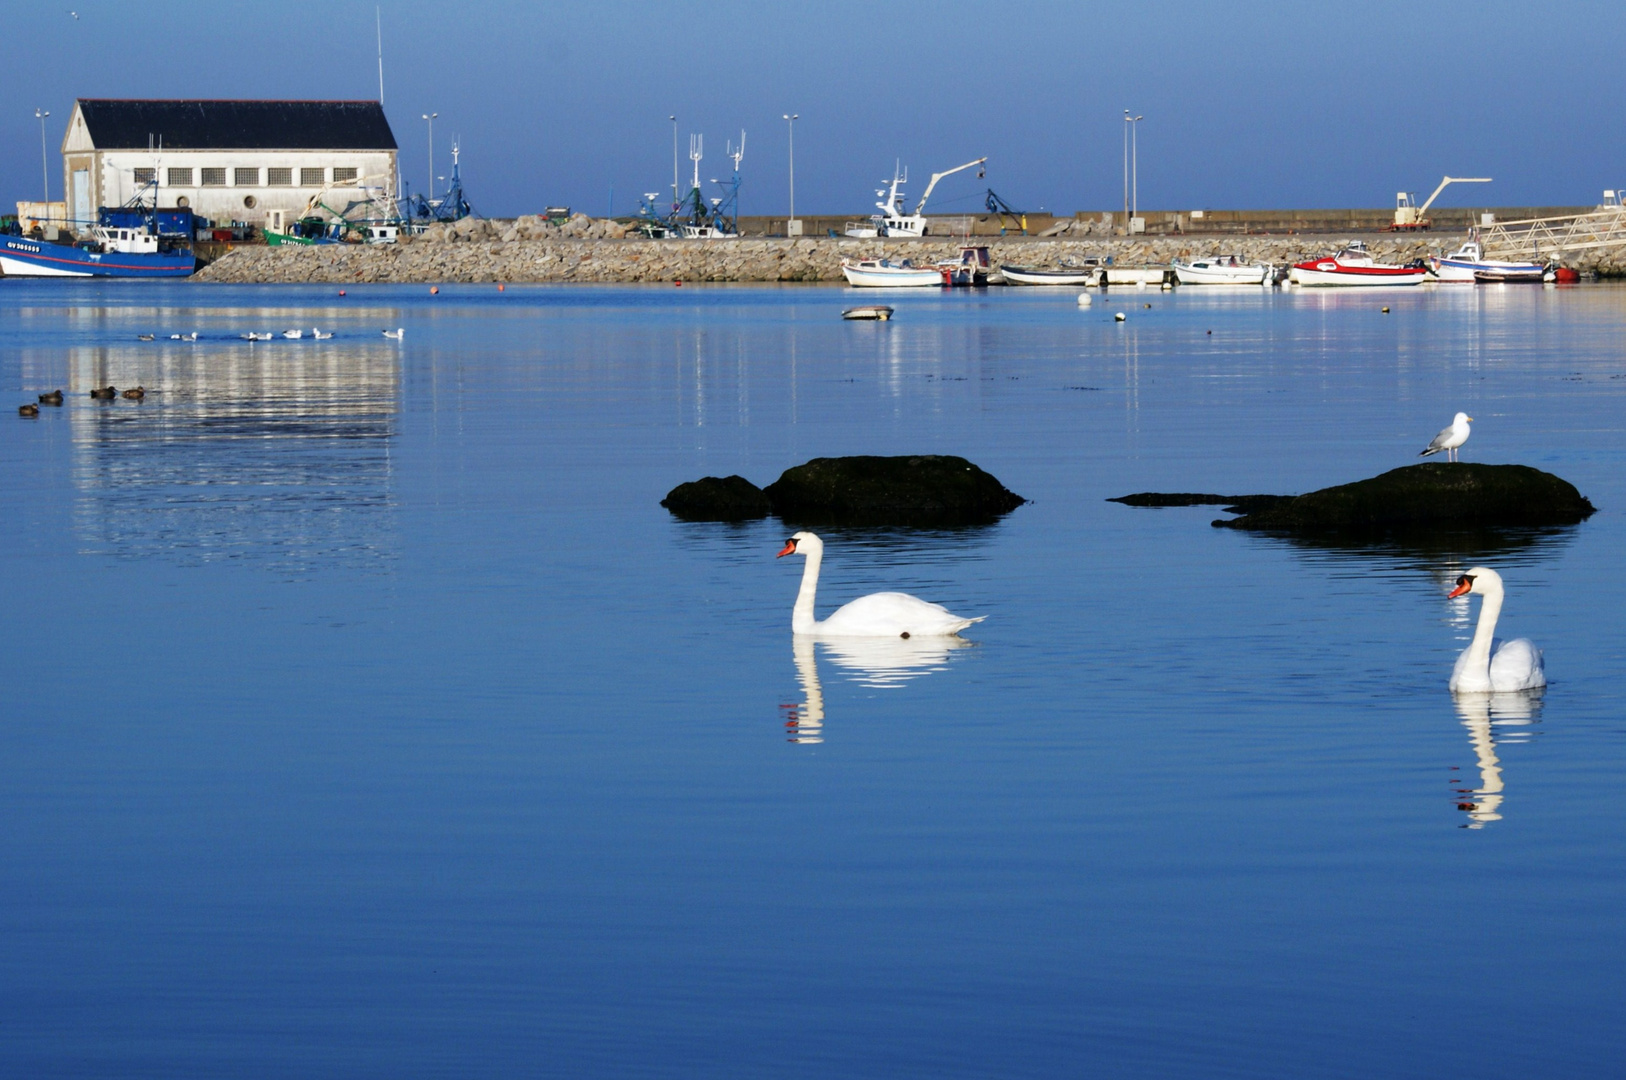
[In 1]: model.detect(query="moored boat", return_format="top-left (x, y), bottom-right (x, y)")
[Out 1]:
top-left (1172, 255), bottom-right (1272, 285)
top-left (840, 258), bottom-right (944, 287)
top-left (1000, 264), bottom-right (1100, 286)
top-left (0, 215), bottom-right (194, 278)
top-left (1289, 241), bottom-right (1426, 286)
top-left (1429, 238), bottom-right (1548, 283)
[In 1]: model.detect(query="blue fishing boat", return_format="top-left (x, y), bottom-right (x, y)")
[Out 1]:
top-left (0, 202), bottom-right (195, 278)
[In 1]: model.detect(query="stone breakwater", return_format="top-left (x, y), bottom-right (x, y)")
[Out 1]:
top-left (198, 233), bottom-right (1478, 286)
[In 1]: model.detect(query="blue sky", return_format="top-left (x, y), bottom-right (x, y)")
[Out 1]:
top-left (2, 0), bottom-right (1622, 219)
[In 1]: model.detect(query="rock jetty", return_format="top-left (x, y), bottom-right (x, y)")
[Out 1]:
top-left (196, 226), bottom-right (1466, 285)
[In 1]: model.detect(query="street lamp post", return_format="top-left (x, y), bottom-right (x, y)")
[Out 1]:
top-left (421, 113), bottom-right (437, 201)
top-left (35, 108), bottom-right (50, 203)
top-left (782, 113), bottom-right (799, 235)
top-left (1123, 111), bottom-right (1143, 231)
top-left (1122, 110), bottom-right (1129, 227)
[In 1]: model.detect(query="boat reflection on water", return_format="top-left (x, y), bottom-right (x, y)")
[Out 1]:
top-left (65, 339), bottom-right (400, 570)
top-left (1450, 689), bottom-right (1544, 828)
top-left (783, 633), bottom-right (972, 744)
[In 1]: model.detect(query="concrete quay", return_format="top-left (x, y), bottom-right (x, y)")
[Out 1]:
top-left (198, 233), bottom-right (1511, 286)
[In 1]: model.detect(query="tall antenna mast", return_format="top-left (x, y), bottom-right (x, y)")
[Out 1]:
top-left (689, 134), bottom-right (702, 192)
top-left (376, 6), bottom-right (385, 103)
top-left (728, 131), bottom-right (745, 173)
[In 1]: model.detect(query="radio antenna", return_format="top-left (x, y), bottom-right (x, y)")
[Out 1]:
top-left (376, 6), bottom-right (385, 103)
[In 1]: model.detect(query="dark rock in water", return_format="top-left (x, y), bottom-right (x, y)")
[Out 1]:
top-left (764, 455), bottom-right (1025, 525)
top-left (661, 475), bottom-right (772, 521)
top-left (1109, 492), bottom-right (1289, 514)
top-left (1213, 463), bottom-right (1595, 532)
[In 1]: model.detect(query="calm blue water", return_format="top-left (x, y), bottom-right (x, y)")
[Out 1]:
top-left (2, 279), bottom-right (1624, 1078)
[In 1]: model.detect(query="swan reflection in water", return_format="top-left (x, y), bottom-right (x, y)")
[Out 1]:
top-left (782, 634), bottom-right (971, 744)
top-left (1450, 689), bottom-right (1543, 828)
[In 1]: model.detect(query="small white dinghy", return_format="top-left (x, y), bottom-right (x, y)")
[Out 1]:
top-left (842, 305), bottom-right (894, 321)
top-left (999, 264), bottom-right (1100, 286)
top-left (1172, 256), bottom-right (1273, 285)
top-left (840, 258), bottom-right (944, 287)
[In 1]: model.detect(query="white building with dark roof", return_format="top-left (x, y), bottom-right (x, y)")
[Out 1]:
top-left (61, 99), bottom-right (398, 229)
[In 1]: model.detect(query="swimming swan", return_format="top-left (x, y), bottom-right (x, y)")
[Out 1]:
top-left (777, 531), bottom-right (984, 637)
top-left (1447, 567), bottom-right (1545, 692)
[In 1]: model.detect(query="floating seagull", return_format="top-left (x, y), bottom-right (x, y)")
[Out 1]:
top-left (241, 332), bottom-right (273, 342)
top-left (282, 329), bottom-right (303, 339)
top-left (382, 327), bottom-right (404, 340)
top-left (312, 328), bottom-right (333, 340)
top-left (137, 333), bottom-right (155, 341)
top-left (1420, 412), bottom-right (1473, 462)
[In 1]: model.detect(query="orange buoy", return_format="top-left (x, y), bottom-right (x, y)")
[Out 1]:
top-left (338, 289), bottom-right (347, 296)
top-left (675, 280), bottom-right (683, 287)
top-left (430, 286), bottom-right (439, 295)
top-left (497, 283), bottom-right (505, 291)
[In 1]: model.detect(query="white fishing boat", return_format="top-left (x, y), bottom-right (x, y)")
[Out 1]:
top-left (1429, 237), bottom-right (1548, 283)
top-left (999, 264), bottom-right (1100, 286)
top-left (1172, 256), bottom-right (1272, 285)
top-left (851, 157), bottom-right (987, 238)
top-left (1289, 242), bottom-right (1428, 286)
top-left (840, 258), bottom-right (944, 287)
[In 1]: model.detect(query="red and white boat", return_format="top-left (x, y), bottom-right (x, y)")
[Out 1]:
top-left (1289, 241), bottom-right (1428, 286)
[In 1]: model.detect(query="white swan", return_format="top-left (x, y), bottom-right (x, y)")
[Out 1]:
top-left (1447, 567), bottom-right (1545, 692)
top-left (777, 531), bottom-right (984, 637)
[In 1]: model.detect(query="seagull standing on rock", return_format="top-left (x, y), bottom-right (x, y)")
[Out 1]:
top-left (1420, 412), bottom-right (1473, 462)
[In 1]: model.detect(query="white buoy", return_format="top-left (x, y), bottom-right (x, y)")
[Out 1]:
top-left (1077, 293), bottom-right (1092, 307)
top-left (1114, 312), bottom-right (1127, 322)
top-left (1161, 281), bottom-right (1173, 291)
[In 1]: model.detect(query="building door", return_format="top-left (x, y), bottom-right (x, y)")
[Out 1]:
top-left (72, 169), bottom-right (90, 230)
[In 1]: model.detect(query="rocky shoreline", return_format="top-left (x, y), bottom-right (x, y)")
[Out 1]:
top-left (192, 221), bottom-right (1626, 285)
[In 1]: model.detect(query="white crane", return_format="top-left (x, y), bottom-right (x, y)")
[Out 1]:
top-left (871, 156), bottom-right (988, 237)
top-left (1394, 176), bottom-right (1492, 230)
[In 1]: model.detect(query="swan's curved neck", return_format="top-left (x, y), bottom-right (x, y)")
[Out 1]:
top-left (792, 548), bottom-right (822, 634)
top-left (1463, 586), bottom-right (1504, 676)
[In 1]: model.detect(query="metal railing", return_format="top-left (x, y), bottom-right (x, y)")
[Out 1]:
top-left (1479, 206), bottom-right (1626, 261)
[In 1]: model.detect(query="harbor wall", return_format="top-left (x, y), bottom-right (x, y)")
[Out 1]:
top-left (198, 234), bottom-right (1490, 285)
top-left (739, 207), bottom-right (1593, 237)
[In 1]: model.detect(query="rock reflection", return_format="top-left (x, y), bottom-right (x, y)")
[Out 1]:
top-left (1449, 689), bottom-right (1543, 828)
top-left (67, 341), bottom-right (399, 570)
top-left (783, 633), bottom-right (970, 744)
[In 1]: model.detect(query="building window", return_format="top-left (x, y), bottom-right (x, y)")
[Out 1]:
top-left (235, 168), bottom-right (259, 186)
top-left (267, 168), bottom-right (293, 187)
top-left (202, 168), bottom-right (226, 186)
top-left (167, 167), bottom-right (192, 186)
top-left (133, 168), bottom-right (156, 185)
top-left (300, 167), bottom-right (325, 186)
top-left (332, 167), bottom-right (358, 183)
